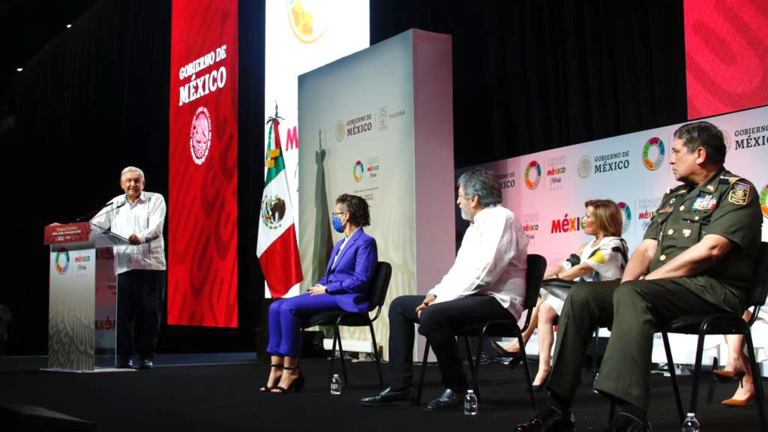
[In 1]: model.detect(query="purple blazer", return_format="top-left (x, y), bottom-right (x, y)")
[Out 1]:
top-left (316, 228), bottom-right (378, 313)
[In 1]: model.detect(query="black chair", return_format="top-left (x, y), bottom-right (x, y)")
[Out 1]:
top-left (660, 242), bottom-right (767, 431)
top-left (415, 254), bottom-right (547, 407)
top-left (301, 261), bottom-right (392, 389)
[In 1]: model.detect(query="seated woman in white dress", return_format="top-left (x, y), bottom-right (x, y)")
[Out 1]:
top-left (532, 199), bottom-right (628, 389)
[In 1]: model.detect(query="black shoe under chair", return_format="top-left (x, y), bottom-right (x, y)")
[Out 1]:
top-left (271, 366), bottom-right (304, 394)
top-left (424, 388), bottom-right (464, 413)
top-left (359, 387), bottom-right (411, 406)
top-left (516, 405), bottom-right (576, 432)
top-left (602, 413), bottom-right (651, 432)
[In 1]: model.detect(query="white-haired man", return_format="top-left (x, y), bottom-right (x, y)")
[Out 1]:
top-left (92, 167), bottom-right (166, 369)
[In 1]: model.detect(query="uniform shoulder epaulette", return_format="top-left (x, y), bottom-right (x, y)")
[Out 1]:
top-left (666, 184), bottom-right (687, 195)
top-left (719, 174), bottom-right (742, 185)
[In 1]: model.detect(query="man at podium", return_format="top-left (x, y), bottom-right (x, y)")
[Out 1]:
top-left (91, 166), bottom-right (167, 369)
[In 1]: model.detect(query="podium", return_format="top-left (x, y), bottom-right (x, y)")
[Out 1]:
top-left (44, 223), bottom-right (129, 371)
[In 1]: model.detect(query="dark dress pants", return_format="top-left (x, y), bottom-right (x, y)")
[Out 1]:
top-left (548, 279), bottom-right (729, 410)
top-left (388, 295), bottom-right (515, 392)
top-left (117, 270), bottom-right (166, 360)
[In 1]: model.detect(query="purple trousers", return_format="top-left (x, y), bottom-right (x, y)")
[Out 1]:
top-left (266, 293), bottom-right (341, 357)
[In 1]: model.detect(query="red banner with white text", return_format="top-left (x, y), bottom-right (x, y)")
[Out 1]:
top-left (168, 0), bottom-right (238, 327)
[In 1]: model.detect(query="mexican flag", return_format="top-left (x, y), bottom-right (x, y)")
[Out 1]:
top-left (256, 111), bottom-right (303, 298)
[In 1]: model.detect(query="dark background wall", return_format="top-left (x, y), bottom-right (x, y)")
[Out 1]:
top-left (2, 0), bottom-right (688, 355)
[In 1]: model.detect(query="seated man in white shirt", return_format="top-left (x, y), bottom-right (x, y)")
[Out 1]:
top-left (91, 166), bottom-right (167, 369)
top-left (360, 168), bottom-right (529, 411)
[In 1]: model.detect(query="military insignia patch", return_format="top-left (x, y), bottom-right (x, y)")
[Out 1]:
top-left (729, 182), bottom-right (750, 205)
top-left (683, 229), bottom-right (691, 238)
top-left (706, 185), bottom-right (715, 191)
top-left (658, 206), bottom-right (674, 214)
top-left (693, 195), bottom-right (717, 211)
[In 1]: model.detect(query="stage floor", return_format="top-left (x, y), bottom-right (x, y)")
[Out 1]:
top-left (0, 354), bottom-right (763, 431)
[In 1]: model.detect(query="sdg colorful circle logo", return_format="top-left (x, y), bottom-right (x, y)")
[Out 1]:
top-left (353, 161), bottom-right (365, 183)
top-left (55, 247), bottom-right (70, 275)
top-left (524, 161), bottom-right (542, 190)
top-left (618, 202), bottom-right (632, 234)
top-left (761, 184), bottom-right (768, 219)
top-left (642, 137), bottom-right (665, 171)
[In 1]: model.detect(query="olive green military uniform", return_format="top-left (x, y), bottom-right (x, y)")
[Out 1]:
top-left (548, 169), bottom-right (762, 410)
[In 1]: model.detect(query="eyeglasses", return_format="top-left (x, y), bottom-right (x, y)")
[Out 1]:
top-left (331, 211), bottom-right (347, 217)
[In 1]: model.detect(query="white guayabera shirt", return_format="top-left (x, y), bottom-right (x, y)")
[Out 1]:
top-left (91, 191), bottom-right (167, 274)
top-left (428, 205), bottom-right (529, 319)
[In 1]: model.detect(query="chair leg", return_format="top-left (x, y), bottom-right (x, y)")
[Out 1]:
top-left (744, 331), bottom-right (767, 432)
top-left (518, 332), bottom-right (538, 409)
top-left (335, 325), bottom-right (349, 385)
top-left (472, 335), bottom-right (484, 401)
top-left (662, 332), bottom-right (685, 423)
top-left (368, 322), bottom-right (384, 389)
top-left (415, 340), bottom-right (430, 406)
top-left (707, 356), bottom-right (718, 403)
top-left (329, 327), bottom-right (338, 380)
top-left (464, 336), bottom-right (475, 374)
top-left (688, 331), bottom-right (707, 416)
top-left (608, 400), bottom-right (616, 424)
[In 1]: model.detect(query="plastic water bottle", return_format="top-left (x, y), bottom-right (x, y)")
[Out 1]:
top-left (682, 412), bottom-right (700, 432)
top-left (464, 390), bottom-right (478, 415)
top-left (330, 373), bottom-right (342, 395)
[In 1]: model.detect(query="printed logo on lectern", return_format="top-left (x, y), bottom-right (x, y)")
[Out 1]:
top-left (55, 248), bottom-right (70, 275)
top-left (190, 107), bottom-right (212, 165)
top-left (524, 161), bottom-right (542, 190)
top-left (335, 121), bottom-right (345, 142)
top-left (353, 160), bottom-right (365, 183)
top-left (261, 195), bottom-right (287, 230)
top-left (287, 0), bottom-right (329, 44)
top-left (761, 184), bottom-right (768, 219)
top-left (642, 137), bottom-right (665, 171)
top-left (618, 202), bottom-right (632, 234)
top-left (577, 155), bottom-right (592, 179)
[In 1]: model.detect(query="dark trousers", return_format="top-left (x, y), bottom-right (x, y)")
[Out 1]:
top-left (388, 295), bottom-right (514, 391)
top-left (117, 270), bottom-right (166, 360)
top-left (549, 279), bottom-right (727, 410)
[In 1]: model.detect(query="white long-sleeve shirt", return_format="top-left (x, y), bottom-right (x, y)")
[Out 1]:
top-left (428, 205), bottom-right (529, 318)
top-left (91, 191), bottom-right (167, 274)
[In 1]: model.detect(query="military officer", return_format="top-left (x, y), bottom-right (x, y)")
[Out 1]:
top-left (516, 121), bottom-right (762, 432)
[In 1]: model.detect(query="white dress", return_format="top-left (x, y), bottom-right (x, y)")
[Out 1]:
top-left (540, 236), bottom-right (627, 315)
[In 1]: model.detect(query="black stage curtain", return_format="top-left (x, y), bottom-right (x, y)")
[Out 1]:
top-left (7, 0), bottom-right (689, 354)
top-left (8, 0), bottom-right (171, 355)
top-left (371, 0), bottom-right (688, 167)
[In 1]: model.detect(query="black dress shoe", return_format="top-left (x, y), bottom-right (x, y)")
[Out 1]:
top-left (424, 388), bottom-right (463, 412)
top-left (139, 359), bottom-right (154, 369)
top-left (603, 413), bottom-right (651, 432)
top-left (359, 387), bottom-right (411, 406)
top-left (117, 358), bottom-right (135, 369)
top-left (516, 405), bottom-right (575, 431)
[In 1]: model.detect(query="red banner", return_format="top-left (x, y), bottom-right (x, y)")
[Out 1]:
top-left (44, 222), bottom-right (91, 245)
top-left (685, 0), bottom-right (768, 119)
top-left (168, 0), bottom-right (238, 327)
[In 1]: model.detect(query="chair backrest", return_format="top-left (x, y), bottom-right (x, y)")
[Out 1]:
top-left (368, 261), bottom-right (393, 312)
top-left (524, 254), bottom-right (547, 310)
top-left (747, 242), bottom-right (768, 320)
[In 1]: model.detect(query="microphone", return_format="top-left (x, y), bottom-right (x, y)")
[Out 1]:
top-left (76, 200), bottom-right (127, 225)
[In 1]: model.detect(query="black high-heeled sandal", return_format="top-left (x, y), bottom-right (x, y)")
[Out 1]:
top-left (272, 366), bottom-right (305, 394)
top-left (260, 364), bottom-right (283, 393)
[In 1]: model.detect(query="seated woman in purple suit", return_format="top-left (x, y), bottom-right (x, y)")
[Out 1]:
top-left (261, 194), bottom-right (378, 394)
